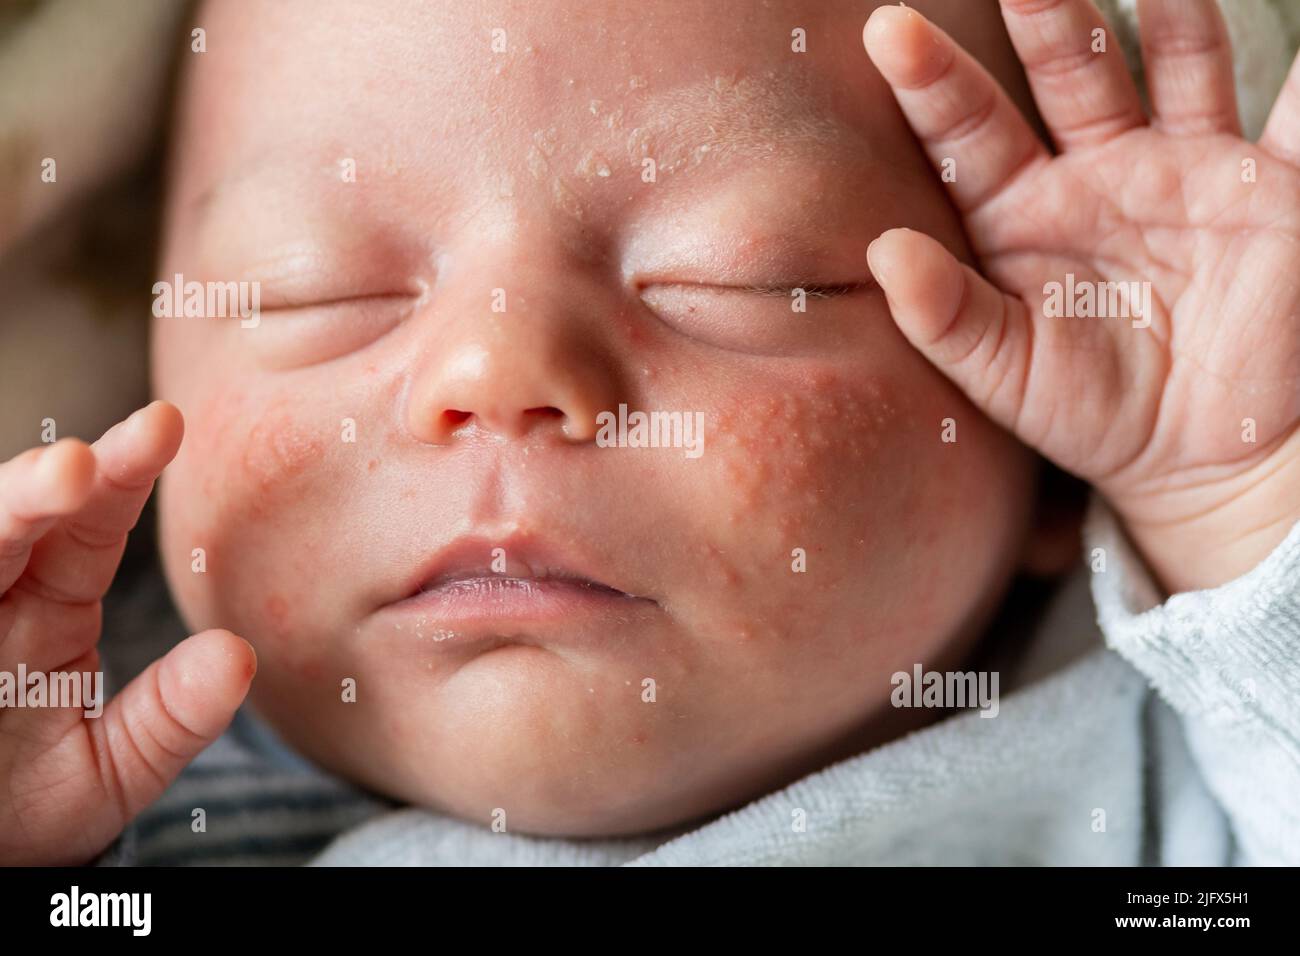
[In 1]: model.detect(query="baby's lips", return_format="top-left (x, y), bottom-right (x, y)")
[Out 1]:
top-left (392, 530), bottom-right (657, 609)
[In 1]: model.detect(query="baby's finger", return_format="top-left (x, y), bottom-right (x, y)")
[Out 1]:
top-left (1261, 51), bottom-right (1300, 166)
top-left (867, 228), bottom-right (1033, 436)
top-left (863, 6), bottom-right (1048, 213)
top-left (0, 440), bottom-right (96, 595)
top-left (1138, 0), bottom-right (1240, 137)
top-left (999, 0), bottom-right (1146, 150)
top-left (88, 630), bottom-right (256, 824)
top-left (0, 588), bottom-right (101, 680)
top-left (21, 402), bottom-right (183, 607)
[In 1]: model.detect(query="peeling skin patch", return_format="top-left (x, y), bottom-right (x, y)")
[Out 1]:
top-left (550, 177), bottom-right (586, 222)
top-left (576, 149), bottom-right (612, 179)
top-left (533, 126), bottom-right (558, 157)
top-left (626, 68), bottom-right (860, 175)
top-left (526, 125), bottom-right (589, 221)
top-left (525, 127), bottom-right (558, 179)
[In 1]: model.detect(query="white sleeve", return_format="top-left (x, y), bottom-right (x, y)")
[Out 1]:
top-left (1085, 495), bottom-right (1300, 865)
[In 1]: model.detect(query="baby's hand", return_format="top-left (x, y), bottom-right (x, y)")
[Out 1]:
top-left (0, 402), bottom-right (255, 864)
top-left (863, 0), bottom-right (1300, 592)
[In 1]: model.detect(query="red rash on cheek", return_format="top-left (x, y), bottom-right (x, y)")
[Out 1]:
top-left (242, 405), bottom-right (328, 495)
top-left (176, 388), bottom-right (334, 681)
top-left (690, 369), bottom-right (907, 643)
top-left (236, 400), bottom-right (330, 671)
top-left (260, 592), bottom-right (327, 681)
top-left (265, 593), bottom-right (291, 637)
top-left (188, 392), bottom-right (329, 519)
top-left (712, 370), bottom-right (900, 534)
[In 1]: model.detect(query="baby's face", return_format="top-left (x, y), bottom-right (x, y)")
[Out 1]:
top-left (154, 0), bottom-right (1037, 834)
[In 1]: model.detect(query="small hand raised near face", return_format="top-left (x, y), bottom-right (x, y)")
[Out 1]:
top-left (0, 402), bottom-right (255, 865)
top-left (863, 0), bottom-right (1300, 592)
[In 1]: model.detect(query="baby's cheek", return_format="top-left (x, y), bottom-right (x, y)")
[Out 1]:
top-left (712, 369), bottom-right (900, 531)
top-left (692, 369), bottom-right (912, 641)
top-left (195, 390), bottom-right (328, 517)
top-left (175, 385), bottom-right (341, 677)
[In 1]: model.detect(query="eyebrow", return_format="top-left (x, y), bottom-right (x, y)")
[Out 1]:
top-left (624, 69), bottom-right (871, 173)
top-left (184, 146), bottom-right (329, 222)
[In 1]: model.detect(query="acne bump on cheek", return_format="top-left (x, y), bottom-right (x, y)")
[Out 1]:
top-left (712, 371), bottom-right (900, 533)
top-left (252, 590), bottom-right (330, 682)
top-left (681, 372), bottom-right (903, 645)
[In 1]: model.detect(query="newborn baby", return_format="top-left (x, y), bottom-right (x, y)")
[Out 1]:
top-left (2, 0), bottom-right (1298, 866)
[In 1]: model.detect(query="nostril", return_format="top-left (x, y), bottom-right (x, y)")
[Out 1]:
top-left (442, 410), bottom-right (473, 429)
top-left (434, 406), bottom-right (570, 440)
top-left (523, 406), bottom-right (565, 421)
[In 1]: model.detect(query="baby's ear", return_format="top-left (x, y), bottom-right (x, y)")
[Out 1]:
top-left (1018, 461), bottom-right (1087, 579)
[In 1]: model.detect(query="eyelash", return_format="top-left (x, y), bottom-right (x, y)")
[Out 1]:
top-left (736, 281), bottom-right (870, 298)
top-left (258, 291), bottom-right (417, 314)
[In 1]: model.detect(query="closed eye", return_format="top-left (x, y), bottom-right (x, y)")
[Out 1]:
top-left (242, 291), bottom-right (420, 369)
top-left (256, 291), bottom-right (418, 314)
top-left (635, 277), bottom-right (880, 356)
top-left (736, 281), bottom-right (872, 298)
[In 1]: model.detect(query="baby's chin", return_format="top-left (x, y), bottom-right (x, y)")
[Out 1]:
top-left (241, 621), bottom-right (889, 836)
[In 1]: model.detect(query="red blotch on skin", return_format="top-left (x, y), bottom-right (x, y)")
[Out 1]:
top-left (711, 371), bottom-right (899, 540)
top-left (262, 593), bottom-right (327, 681)
top-left (242, 409), bottom-right (326, 492)
top-left (691, 369), bottom-right (905, 646)
top-left (298, 660), bottom-right (324, 681)
top-left (265, 593), bottom-right (290, 638)
top-left (699, 541), bottom-right (742, 589)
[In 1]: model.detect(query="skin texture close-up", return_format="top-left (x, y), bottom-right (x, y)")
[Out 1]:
top-left (151, 0), bottom-right (1046, 835)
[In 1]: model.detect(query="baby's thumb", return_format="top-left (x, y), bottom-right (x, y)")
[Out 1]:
top-left (98, 629), bottom-right (256, 823)
top-left (867, 228), bottom-right (1033, 434)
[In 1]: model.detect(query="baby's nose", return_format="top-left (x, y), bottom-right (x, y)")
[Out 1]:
top-left (402, 289), bottom-right (622, 445)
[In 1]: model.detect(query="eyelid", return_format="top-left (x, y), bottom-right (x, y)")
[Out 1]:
top-left (638, 278), bottom-right (874, 298)
top-left (635, 278), bottom-right (878, 358)
top-left (256, 290), bottom-right (420, 314)
top-left (737, 280), bottom-right (873, 298)
top-left (242, 248), bottom-right (429, 312)
top-left (243, 292), bottom-right (419, 371)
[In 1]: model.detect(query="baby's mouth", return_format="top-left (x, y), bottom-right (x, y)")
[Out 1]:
top-left (418, 572), bottom-right (632, 600)
top-left (377, 533), bottom-right (659, 632)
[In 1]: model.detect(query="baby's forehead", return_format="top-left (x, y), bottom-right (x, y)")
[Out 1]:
top-left (171, 0), bottom-right (1021, 259)
top-left (177, 18), bottom-right (887, 201)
